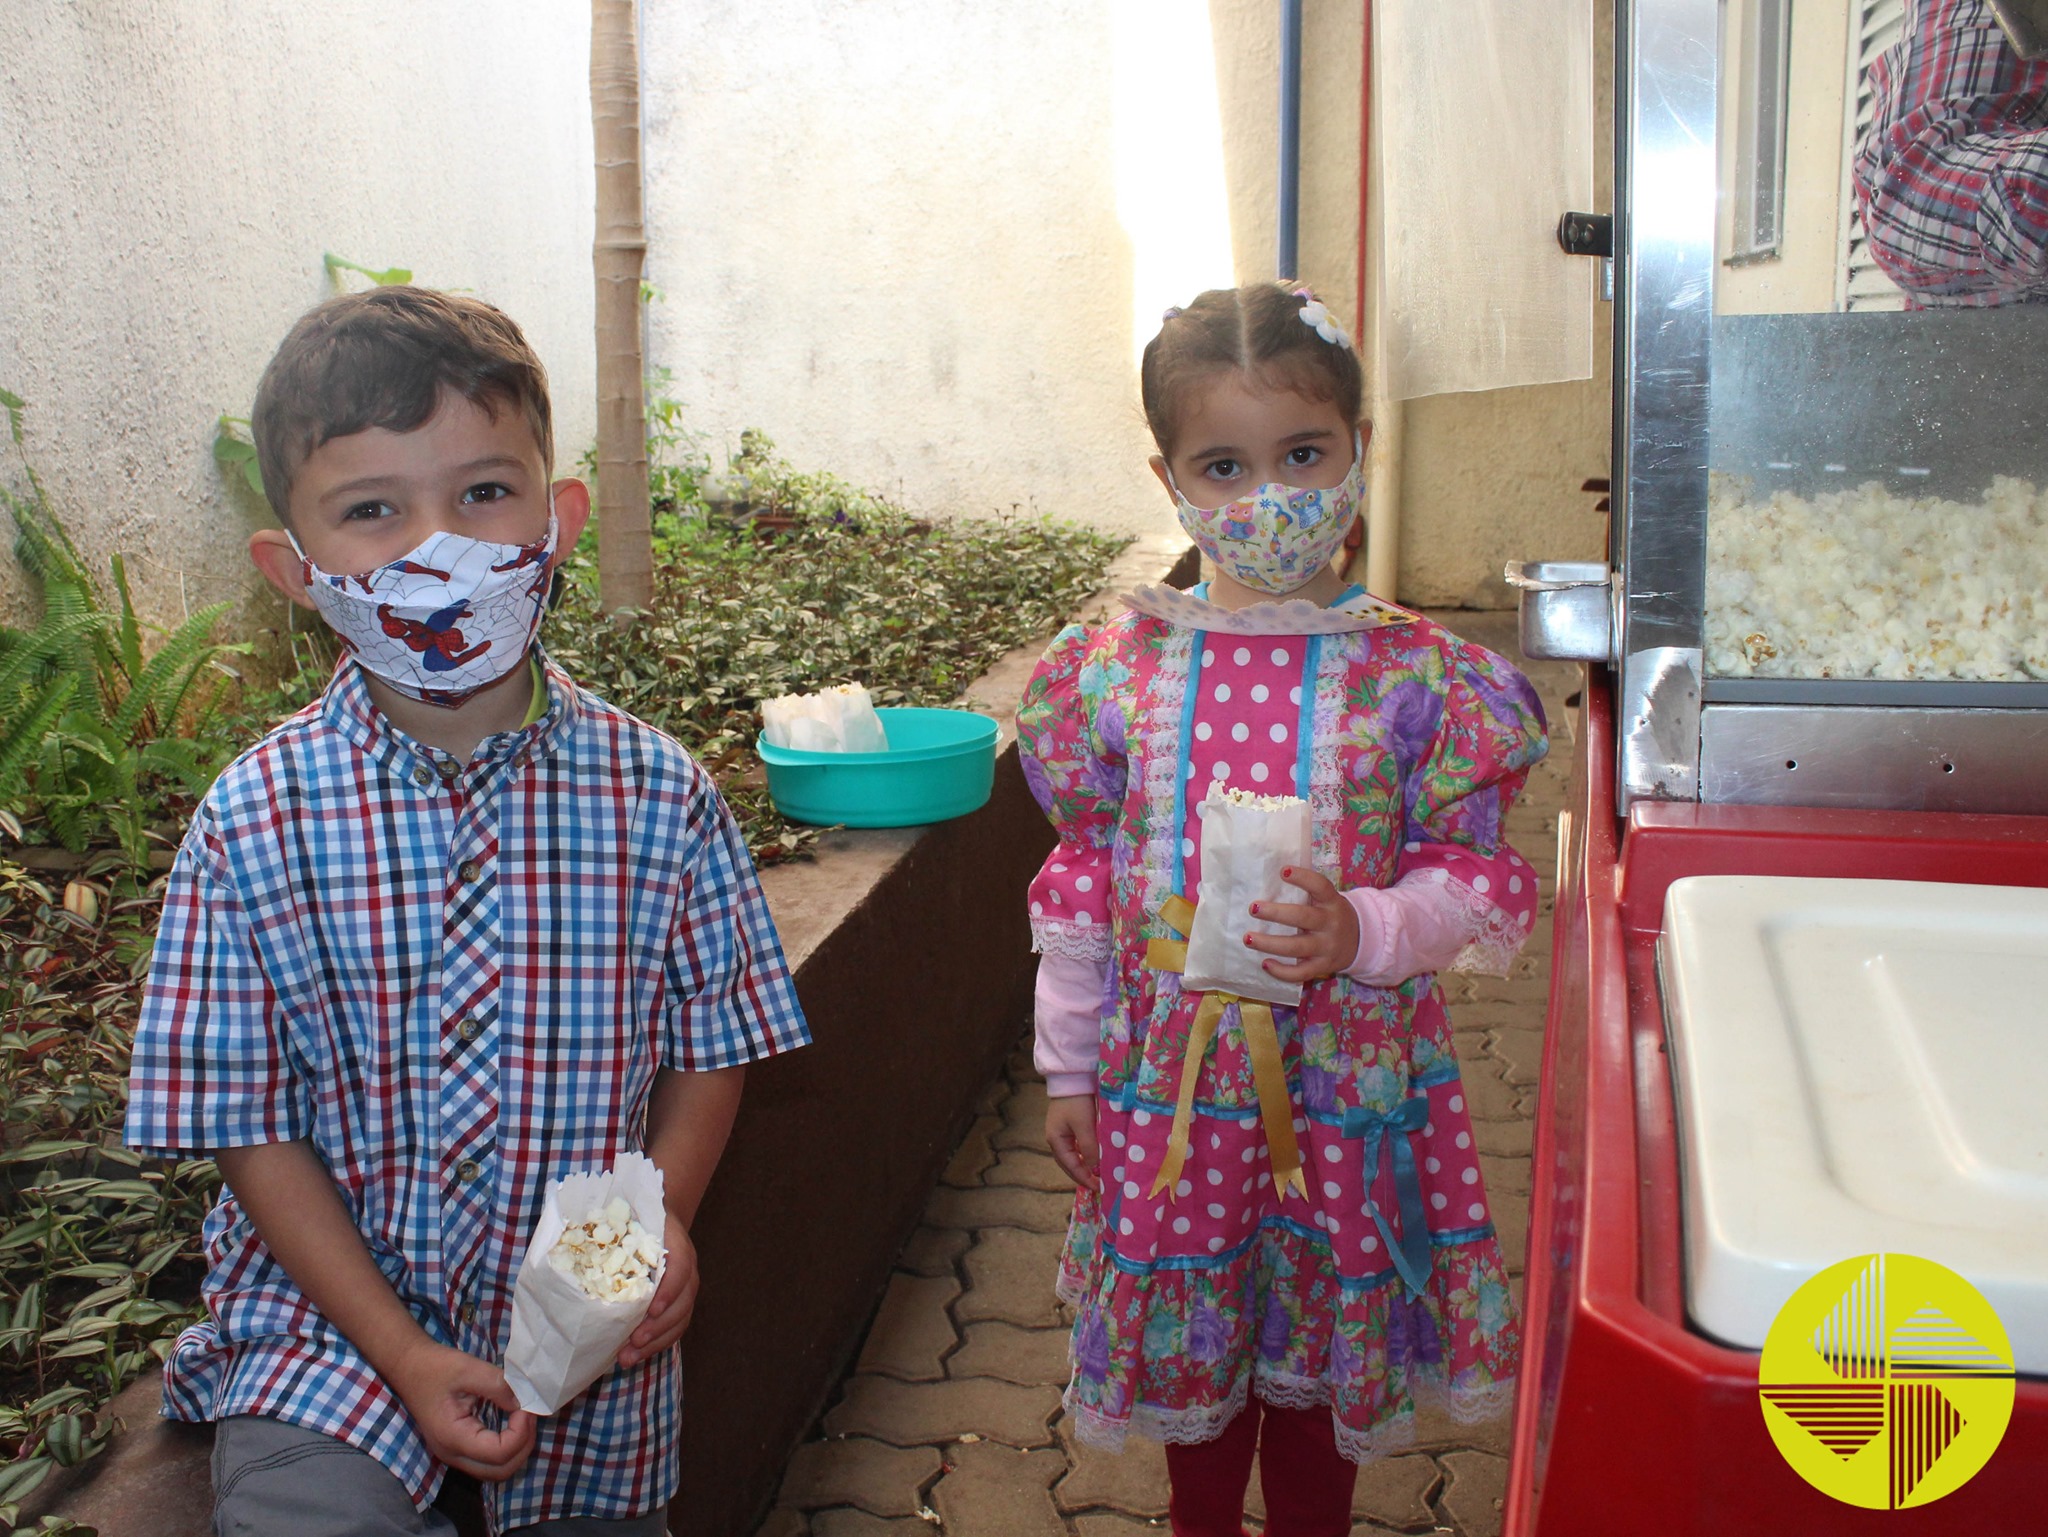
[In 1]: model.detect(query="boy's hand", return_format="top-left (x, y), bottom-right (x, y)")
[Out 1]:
top-left (1244, 867), bottom-right (1360, 984)
top-left (390, 1341), bottom-right (536, 1482)
top-left (1045, 1094), bottom-right (1099, 1191)
top-left (616, 1213), bottom-right (698, 1370)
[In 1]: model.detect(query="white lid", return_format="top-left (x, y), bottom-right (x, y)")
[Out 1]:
top-left (1661, 875), bottom-right (2048, 1368)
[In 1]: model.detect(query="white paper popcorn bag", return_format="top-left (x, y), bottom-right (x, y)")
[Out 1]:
top-left (760, 683), bottom-right (889, 753)
top-left (1182, 781), bottom-right (1312, 1008)
top-left (503, 1153), bottom-right (668, 1415)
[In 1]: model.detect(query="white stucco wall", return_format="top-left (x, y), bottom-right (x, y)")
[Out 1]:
top-left (640, 0), bottom-right (1175, 538)
top-left (636, 0), bottom-right (1376, 546)
top-left (5, 0), bottom-right (1615, 633)
top-left (0, 3), bottom-right (595, 634)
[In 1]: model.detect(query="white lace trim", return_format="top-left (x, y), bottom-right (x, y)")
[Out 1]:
top-left (1063, 1369), bottom-right (1517, 1467)
top-left (1136, 625), bottom-right (1194, 949)
top-left (1305, 632), bottom-right (1357, 880)
top-left (1032, 918), bottom-right (1113, 962)
top-left (1120, 583), bottom-right (1413, 636)
top-left (1439, 874), bottom-right (1530, 977)
top-left (1054, 1264), bottom-right (1086, 1309)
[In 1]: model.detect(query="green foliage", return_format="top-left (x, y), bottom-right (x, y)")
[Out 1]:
top-left (0, 857), bottom-right (214, 1523)
top-left (550, 431), bottom-right (1126, 860)
top-left (321, 252), bottom-right (412, 287)
top-left (209, 416), bottom-right (263, 498)
top-left (1, 400), bottom-right (250, 875)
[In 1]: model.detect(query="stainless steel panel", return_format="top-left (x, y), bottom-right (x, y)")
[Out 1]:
top-left (1613, 0), bottom-right (1717, 808)
top-left (1705, 679), bottom-right (2048, 710)
top-left (1700, 705), bottom-right (2048, 814)
top-left (1623, 645), bottom-right (1702, 802)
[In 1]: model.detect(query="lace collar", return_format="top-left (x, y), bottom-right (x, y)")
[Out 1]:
top-left (1119, 581), bottom-right (1413, 636)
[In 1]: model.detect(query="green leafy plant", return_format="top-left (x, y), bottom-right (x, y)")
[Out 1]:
top-left (321, 252), bottom-right (412, 287)
top-left (209, 415), bottom-right (262, 498)
top-left (1, 400), bottom-right (249, 874)
top-left (551, 431), bottom-right (1125, 860)
top-left (0, 856), bottom-right (214, 1523)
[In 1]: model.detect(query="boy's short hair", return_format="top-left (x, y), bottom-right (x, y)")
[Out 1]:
top-left (251, 286), bottom-right (554, 522)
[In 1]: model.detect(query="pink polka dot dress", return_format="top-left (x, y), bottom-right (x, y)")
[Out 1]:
top-left (1018, 587), bottom-right (1547, 1463)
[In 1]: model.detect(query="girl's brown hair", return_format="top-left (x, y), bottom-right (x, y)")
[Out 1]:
top-left (1139, 282), bottom-right (1364, 456)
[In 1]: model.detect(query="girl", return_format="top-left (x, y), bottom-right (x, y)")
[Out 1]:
top-left (1019, 282), bottom-right (1546, 1537)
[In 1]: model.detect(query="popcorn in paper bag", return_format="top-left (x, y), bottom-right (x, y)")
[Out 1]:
top-left (761, 683), bottom-right (889, 753)
top-left (503, 1153), bottom-right (668, 1415)
top-left (1181, 781), bottom-right (1311, 1007)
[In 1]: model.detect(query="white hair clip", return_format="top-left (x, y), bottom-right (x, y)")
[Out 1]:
top-left (1297, 297), bottom-right (1352, 350)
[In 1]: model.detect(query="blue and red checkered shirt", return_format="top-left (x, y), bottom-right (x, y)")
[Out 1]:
top-left (1853, 0), bottom-right (2048, 306)
top-left (126, 651), bottom-right (809, 1528)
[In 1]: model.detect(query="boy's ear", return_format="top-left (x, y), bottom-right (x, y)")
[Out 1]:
top-left (1148, 455), bottom-right (1174, 499)
top-left (549, 477), bottom-right (593, 560)
top-left (249, 529), bottom-right (319, 611)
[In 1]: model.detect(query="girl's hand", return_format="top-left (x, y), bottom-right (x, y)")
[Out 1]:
top-left (1044, 1094), bottom-right (1100, 1192)
top-left (1245, 866), bottom-right (1360, 983)
top-left (616, 1213), bottom-right (699, 1370)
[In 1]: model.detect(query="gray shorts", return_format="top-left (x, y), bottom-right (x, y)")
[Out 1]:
top-left (211, 1415), bottom-right (668, 1537)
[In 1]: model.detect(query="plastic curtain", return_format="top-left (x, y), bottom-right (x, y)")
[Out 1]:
top-left (1378, 0), bottom-right (1595, 399)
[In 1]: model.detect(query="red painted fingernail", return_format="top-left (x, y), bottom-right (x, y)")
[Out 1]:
top-left (1281, 867), bottom-right (1293, 877)
top-left (1249, 902), bottom-right (1260, 915)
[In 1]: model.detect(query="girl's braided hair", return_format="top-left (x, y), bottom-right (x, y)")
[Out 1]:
top-left (1140, 282), bottom-right (1363, 456)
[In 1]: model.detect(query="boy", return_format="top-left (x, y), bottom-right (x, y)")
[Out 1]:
top-left (126, 287), bottom-right (809, 1535)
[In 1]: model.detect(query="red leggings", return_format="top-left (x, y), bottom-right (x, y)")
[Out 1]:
top-left (1163, 1398), bottom-right (1358, 1537)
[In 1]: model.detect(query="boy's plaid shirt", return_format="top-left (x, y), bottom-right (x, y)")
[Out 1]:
top-left (125, 652), bottom-right (809, 1527)
top-left (1853, 0), bottom-right (2048, 306)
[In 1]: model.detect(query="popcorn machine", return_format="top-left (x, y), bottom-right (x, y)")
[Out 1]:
top-left (1503, 0), bottom-right (2048, 1529)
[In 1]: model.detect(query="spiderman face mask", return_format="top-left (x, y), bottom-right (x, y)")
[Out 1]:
top-left (290, 513), bottom-right (558, 707)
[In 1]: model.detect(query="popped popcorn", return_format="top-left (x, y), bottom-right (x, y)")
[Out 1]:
top-left (1706, 474), bottom-right (2048, 683)
top-left (1211, 781), bottom-right (1306, 813)
top-left (546, 1196), bottom-right (663, 1304)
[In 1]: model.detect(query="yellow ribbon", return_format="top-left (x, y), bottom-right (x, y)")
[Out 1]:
top-left (1144, 894), bottom-right (1309, 1203)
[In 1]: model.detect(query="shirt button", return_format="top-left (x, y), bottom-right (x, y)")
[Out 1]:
top-left (411, 766), bottom-right (433, 787)
top-left (456, 1017), bottom-right (483, 1042)
top-left (437, 759), bottom-right (459, 781)
top-left (460, 1302), bottom-right (478, 1326)
top-left (456, 1159), bottom-right (482, 1183)
top-left (458, 860), bottom-right (483, 883)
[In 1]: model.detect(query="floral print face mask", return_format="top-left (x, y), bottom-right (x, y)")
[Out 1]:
top-left (290, 511), bottom-right (557, 707)
top-left (1166, 433), bottom-right (1364, 597)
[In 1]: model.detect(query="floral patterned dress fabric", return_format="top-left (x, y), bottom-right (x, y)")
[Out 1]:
top-left (1018, 602), bottom-right (1547, 1464)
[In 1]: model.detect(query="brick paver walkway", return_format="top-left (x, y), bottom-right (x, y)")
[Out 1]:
top-left (759, 616), bottom-right (1577, 1537)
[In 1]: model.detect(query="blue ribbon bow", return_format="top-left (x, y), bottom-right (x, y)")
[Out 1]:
top-left (1339, 1094), bottom-right (1433, 1296)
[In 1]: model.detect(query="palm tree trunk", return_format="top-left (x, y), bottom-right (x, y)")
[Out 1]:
top-left (591, 0), bottom-right (653, 613)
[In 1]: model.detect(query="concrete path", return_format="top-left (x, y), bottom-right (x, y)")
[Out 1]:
top-left (758, 615), bottom-right (1578, 1537)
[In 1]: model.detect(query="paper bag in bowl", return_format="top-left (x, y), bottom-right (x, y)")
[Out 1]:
top-left (1182, 781), bottom-right (1312, 1008)
top-left (760, 683), bottom-right (889, 753)
top-left (503, 1152), bottom-right (667, 1415)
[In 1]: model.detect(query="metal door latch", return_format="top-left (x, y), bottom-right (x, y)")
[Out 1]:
top-left (1556, 211), bottom-right (1613, 258)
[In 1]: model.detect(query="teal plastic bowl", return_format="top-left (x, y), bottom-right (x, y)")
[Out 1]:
top-left (757, 707), bottom-right (999, 827)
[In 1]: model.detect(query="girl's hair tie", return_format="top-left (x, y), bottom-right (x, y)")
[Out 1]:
top-left (1160, 306), bottom-right (1184, 323)
top-left (1298, 296), bottom-right (1353, 351)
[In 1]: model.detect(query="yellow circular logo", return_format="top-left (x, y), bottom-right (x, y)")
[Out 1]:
top-left (1760, 1253), bottom-right (2016, 1508)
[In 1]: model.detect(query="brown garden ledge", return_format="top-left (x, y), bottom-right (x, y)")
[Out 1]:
top-left (37, 532), bottom-right (1195, 1537)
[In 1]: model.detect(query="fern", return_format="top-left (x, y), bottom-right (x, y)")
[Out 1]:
top-left (0, 676), bottom-right (78, 805)
top-left (2, 403), bottom-right (247, 871)
top-left (106, 601), bottom-right (236, 744)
